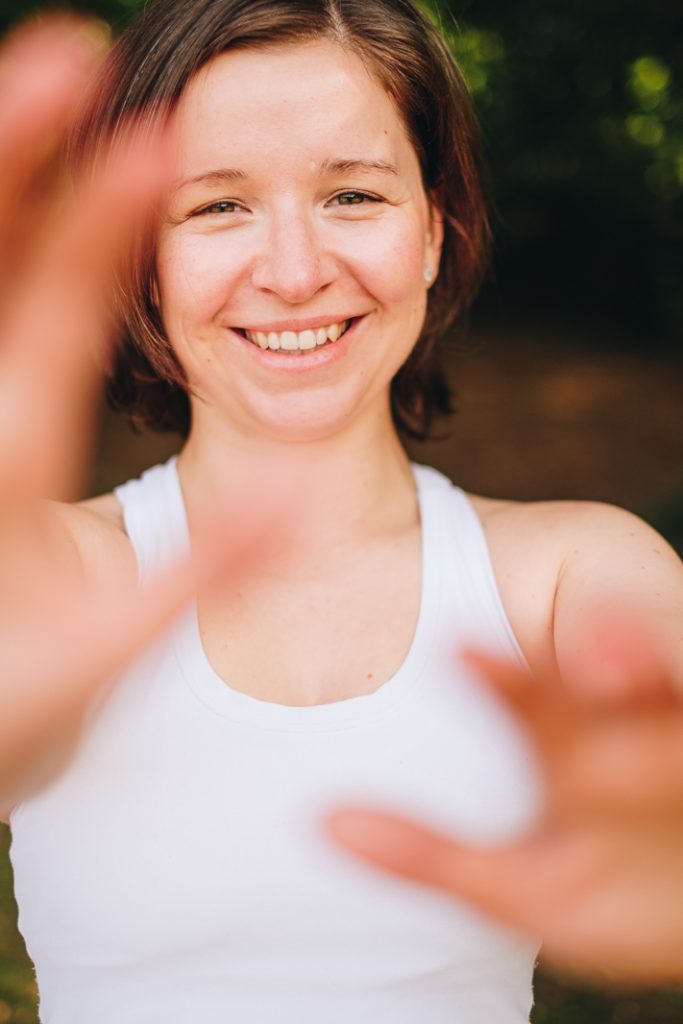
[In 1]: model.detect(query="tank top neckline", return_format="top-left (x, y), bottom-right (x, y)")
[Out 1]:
top-left (165, 458), bottom-right (446, 732)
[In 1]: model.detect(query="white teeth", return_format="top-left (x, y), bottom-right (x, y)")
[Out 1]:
top-left (280, 331), bottom-right (298, 350)
top-left (298, 329), bottom-right (317, 350)
top-left (243, 319), bottom-right (350, 351)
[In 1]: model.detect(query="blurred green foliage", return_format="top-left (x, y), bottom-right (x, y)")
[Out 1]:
top-left (423, 0), bottom-right (682, 345)
top-left (0, 827), bottom-right (38, 1023)
top-left (2, 0), bottom-right (681, 343)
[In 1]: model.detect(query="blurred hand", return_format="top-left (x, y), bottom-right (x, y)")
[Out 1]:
top-left (328, 643), bottom-right (683, 985)
top-left (0, 18), bottom-right (291, 806)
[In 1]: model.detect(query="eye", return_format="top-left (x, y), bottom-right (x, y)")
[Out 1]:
top-left (330, 191), bottom-right (383, 207)
top-left (193, 199), bottom-right (243, 216)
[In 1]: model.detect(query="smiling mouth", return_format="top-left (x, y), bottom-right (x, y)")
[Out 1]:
top-left (236, 318), bottom-right (353, 353)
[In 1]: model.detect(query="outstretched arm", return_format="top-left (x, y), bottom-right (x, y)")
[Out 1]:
top-left (0, 17), bottom-right (293, 812)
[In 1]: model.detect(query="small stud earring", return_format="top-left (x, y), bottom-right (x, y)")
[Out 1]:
top-left (423, 266), bottom-right (433, 283)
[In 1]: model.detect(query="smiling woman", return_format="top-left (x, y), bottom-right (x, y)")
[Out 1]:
top-left (4, 1), bottom-right (683, 1023)
top-left (70, 0), bottom-right (488, 441)
top-left (155, 40), bottom-right (444, 442)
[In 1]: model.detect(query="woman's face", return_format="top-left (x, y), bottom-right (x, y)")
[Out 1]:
top-left (157, 39), bottom-right (442, 443)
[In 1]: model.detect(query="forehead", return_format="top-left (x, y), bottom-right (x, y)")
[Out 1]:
top-left (171, 39), bottom-right (418, 176)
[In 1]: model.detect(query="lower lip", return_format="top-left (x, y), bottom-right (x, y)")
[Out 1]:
top-left (231, 318), bottom-right (363, 372)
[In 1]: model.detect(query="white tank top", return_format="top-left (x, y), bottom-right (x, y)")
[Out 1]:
top-left (10, 460), bottom-right (541, 1024)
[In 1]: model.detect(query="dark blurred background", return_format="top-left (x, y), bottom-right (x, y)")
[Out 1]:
top-left (0, 1), bottom-right (682, 1022)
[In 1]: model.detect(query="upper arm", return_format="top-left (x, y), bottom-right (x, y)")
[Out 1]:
top-left (474, 496), bottom-right (683, 691)
top-left (551, 503), bottom-right (683, 692)
top-left (0, 495), bottom-right (134, 821)
top-left (0, 493), bottom-right (132, 588)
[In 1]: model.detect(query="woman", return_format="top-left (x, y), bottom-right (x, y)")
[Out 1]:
top-left (2, 1), bottom-right (683, 1021)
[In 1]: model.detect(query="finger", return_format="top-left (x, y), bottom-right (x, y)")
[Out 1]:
top-left (461, 649), bottom-right (580, 757)
top-left (461, 650), bottom-right (539, 706)
top-left (0, 17), bottom-right (107, 250)
top-left (327, 807), bottom-right (592, 936)
top-left (361, 809), bottom-right (683, 988)
top-left (461, 647), bottom-right (683, 809)
top-left (463, 650), bottom-right (683, 812)
top-left (0, 461), bottom-right (302, 789)
top-left (556, 606), bottom-right (674, 707)
top-left (0, 122), bottom-right (171, 501)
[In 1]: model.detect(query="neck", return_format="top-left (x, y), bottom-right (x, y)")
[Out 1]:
top-left (177, 403), bottom-right (417, 553)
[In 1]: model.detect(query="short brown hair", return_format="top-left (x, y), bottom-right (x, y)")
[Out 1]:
top-left (72, 0), bottom-right (489, 441)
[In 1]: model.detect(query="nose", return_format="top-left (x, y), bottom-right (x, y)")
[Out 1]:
top-left (251, 204), bottom-right (337, 304)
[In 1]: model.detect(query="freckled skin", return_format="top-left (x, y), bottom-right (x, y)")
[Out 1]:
top-left (157, 41), bottom-right (442, 446)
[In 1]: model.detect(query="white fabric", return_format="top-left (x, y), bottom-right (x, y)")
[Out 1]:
top-left (10, 459), bottom-right (541, 1023)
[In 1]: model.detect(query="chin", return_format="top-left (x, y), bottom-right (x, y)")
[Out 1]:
top-left (238, 387), bottom-right (380, 444)
top-left (250, 408), bottom-right (356, 444)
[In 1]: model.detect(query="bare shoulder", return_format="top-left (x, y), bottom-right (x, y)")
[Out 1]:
top-left (49, 491), bottom-right (136, 586)
top-left (470, 491), bottom-right (677, 550)
top-left (466, 494), bottom-right (683, 676)
top-left (78, 491), bottom-right (127, 531)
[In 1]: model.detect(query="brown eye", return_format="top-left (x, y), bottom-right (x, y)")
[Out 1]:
top-left (333, 192), bottom-right (381, 206)
top-left (196, 200), bottom-right (240, 215)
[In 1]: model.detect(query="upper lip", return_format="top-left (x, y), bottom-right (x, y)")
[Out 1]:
top-left (234, 314), bottom-right (366, 333)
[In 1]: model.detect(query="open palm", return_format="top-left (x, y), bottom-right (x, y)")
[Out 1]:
top-left (330, 648), bottom-right (683, 985)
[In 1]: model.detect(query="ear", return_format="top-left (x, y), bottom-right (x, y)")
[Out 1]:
top-left (425, 192), bottom-right (445, 286)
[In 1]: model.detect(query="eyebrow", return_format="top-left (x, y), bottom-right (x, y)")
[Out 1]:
top-left (175, 167), bottom-right (248, 191)
top-left (175, 158), bottom-right (399, 192)
top-left (318, 157), bottom-right (399, 177)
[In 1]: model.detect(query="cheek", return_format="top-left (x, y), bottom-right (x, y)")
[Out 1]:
top-left (156, 232), bottom-right (239, 328)
top-left (347, 222), bottom-right (426, 306)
